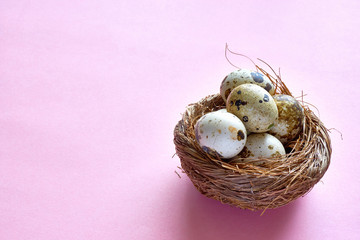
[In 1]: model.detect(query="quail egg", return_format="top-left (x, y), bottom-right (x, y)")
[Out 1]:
top-left (194, 109), bottom-right (247, 159)
top-left (220, 69), bottom-right (275, 102)
top-left (226, 84), bottom-right (278, 133)
top-left (239, 133), bottom-right (286, 158)
top-left (268, 94), bottom-right (304, 144)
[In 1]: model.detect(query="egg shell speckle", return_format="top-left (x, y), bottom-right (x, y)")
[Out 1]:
top-left (239, 133), bottom-right (286, 159)
top-left (268, 94), bottom-right (304, 144)
top-left (226, 84), bottom-right (278, 133)
top-left (220, 69), bottom-right (275, 102)
top-left (194, 110), bottom-right (247, 159)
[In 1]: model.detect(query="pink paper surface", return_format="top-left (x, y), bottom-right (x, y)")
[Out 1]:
top-left (1, 0), bottom-right (359, 239)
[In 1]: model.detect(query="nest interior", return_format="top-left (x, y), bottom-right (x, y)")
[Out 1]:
top-left (173, 67), bottom-right (331, 211)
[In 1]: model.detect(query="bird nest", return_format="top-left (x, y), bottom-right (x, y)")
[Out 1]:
top-left (173, 64), bottom-right (331, 212)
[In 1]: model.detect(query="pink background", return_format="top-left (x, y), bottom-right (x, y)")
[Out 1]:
top-left (1, 0), bottom-right (359, 239)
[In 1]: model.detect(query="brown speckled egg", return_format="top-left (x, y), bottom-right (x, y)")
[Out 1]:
top-left (226, 84), bottom-right (278, 133)
top-left (239, 133), bottom-right (285, 158)
top-left (194, 109), bottom-right (247, 159)
top-left (268, 94), bottom-right (304, 144)
top-left (220, 69), bottom-right (275, 102)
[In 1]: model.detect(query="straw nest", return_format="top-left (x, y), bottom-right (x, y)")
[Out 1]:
top-left (173, 65), bottom-right (331, 212)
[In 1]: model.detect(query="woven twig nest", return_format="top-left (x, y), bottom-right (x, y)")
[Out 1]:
top-left (173, 66), bottom-right (331, 212)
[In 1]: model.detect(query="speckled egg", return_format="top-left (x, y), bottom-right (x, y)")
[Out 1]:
top-left (194, 109), bottom-right (247, 159)
top-left (239, 133), bottom-right (285, 158)
top-left (220, 69), bottom-right (275, 102)
top-left (268, 94), bottom-right (304, 144)
top-left (226, 84), bottom-right (278, 133)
